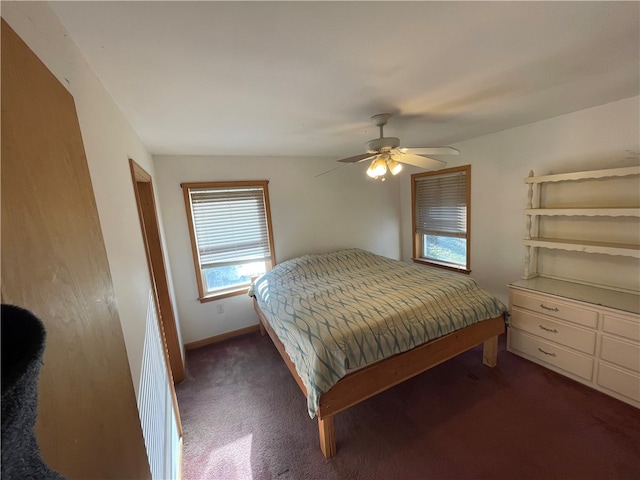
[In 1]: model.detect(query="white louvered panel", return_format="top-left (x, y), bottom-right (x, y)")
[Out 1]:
top-left (138, 291), bottom-right (174, 480)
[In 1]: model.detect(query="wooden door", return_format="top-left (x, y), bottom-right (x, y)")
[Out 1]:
top-left (1, 20), bottom-right (151, 479)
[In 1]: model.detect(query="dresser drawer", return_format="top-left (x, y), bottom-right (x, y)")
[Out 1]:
top-left (511, 307), bottom-right (596, 355)
top-left (511, 290), bottom-right (598, 328)
top-left (602, 313), bottom-right (640, 342)
top-left (509, 329), bottom-right (594, 381)
top-left (600, 336), bottom-right (640, 373)
top-left (597, 363), bottom-right (640, 403)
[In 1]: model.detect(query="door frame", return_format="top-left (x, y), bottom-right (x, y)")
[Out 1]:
top-left (129, 159), bottom-right (185, 385)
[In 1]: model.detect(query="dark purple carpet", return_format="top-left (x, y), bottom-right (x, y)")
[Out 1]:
top-left (176, 332), bottom-right (640, 480)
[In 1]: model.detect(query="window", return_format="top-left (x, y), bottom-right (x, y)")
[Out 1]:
top-left (411, 165), bottom-right (470, 273)
top-left (182, 180), bottom-right (275, 301)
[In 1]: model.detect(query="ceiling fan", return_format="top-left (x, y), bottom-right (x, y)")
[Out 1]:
top-left (331, 113), bottom-right (459, 180)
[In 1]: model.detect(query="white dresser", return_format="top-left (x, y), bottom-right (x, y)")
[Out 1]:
top-left (508, 278), bottom-right (640, 407)
top-left (508, 166), bottom-right (640, 407)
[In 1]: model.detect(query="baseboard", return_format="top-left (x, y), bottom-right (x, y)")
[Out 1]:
top-left (184, 324), bottom-right (261, 350)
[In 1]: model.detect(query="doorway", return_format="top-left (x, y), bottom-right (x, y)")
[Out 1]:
top-left (129, 159), bottom-right (185, 383)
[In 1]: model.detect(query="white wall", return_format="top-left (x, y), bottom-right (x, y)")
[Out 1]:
top-left (153, 155), bottom-right (401, 344)
top-left (1, 0), bottom-right (183, 403)
top-left (400, 96), bottom-right (640, 304)
top-left (157, 98), bottom-right (639, 345)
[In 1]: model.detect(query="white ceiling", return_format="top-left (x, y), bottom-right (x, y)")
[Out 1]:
top-left (50, 1), bottom-right (639, 158)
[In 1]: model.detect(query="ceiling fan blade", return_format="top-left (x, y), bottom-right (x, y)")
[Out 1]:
top-left (393, 152), bottom-right (447, 170)
top-left (315, 163), bottom-right (350, 178)
top-left (399, 147), bottom-right (459, 156)
top-left (337, 153), bottom-right (377, 164)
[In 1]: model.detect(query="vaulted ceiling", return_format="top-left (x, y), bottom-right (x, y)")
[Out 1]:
top-left (50, 1), bottom-right (639, 157)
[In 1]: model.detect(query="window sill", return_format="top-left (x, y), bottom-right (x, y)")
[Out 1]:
top-left (199, 286), bottom-right (249, 303)
top-left (412, 257), bottom-right (471, 275)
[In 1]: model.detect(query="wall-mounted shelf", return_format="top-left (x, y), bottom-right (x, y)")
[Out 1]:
top-left (524, 207), bottom-right (640, 217)
top-left (522, 165), bottom-right (640, 279)
top-left (523, 238), bottom-right (640, 258)
top-left (524, 165), bottom-right (640, 184)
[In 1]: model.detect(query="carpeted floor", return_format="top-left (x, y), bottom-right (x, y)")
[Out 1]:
top-left (176, 331), bottom-right (640, 480)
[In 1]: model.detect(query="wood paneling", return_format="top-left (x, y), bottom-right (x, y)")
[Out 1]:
top-left (1, 20), bottom-right (150, 479)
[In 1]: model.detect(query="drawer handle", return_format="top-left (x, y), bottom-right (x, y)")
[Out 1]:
top-left (539, 303), bottom-right (559, 312)
top-left (538, 347), bottom-right (557, 358)
top-left (538, 324), bottom-right (558, 334)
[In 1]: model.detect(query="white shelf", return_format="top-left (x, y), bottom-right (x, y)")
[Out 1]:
top-left (525, 165), bottom-right (640, 184)
top-left (523, 238), bottom-right (640, 258)
top-left (524, 207), bottom-right (640, 217)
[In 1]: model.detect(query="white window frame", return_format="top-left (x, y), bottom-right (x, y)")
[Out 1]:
top-left (411, 165), bottom-right (471, 274)
top-left (181, 180), bottom-right (276, 302)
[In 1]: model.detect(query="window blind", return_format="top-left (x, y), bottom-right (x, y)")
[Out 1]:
top-left (189, 186), bottom-right (271, 268)
top-left (414, 170), bottom-right (467, 238)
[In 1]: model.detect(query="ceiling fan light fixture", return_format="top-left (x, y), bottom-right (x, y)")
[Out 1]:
top-left (367, 156), bottom-right (387, 178)
top-left (387, 158), bottom-right (403, 175)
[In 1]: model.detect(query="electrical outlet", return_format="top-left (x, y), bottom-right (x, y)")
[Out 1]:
top-left (217, 303), bottom-right (224, 314)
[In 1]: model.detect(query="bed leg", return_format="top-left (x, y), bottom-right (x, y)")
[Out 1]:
top-left (482, 335), bottom-right (499, 367)
top-left (318, 415), bottom-right (336, 458)
top-left (259, 322), bottom-right (266, 336)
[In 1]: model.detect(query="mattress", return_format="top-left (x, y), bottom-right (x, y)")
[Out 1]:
top-left (249, 248), bottom-right (506, 417)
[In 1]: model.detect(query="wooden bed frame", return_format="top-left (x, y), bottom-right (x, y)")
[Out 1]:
top-left (253, 298), bottom-right (505, 458)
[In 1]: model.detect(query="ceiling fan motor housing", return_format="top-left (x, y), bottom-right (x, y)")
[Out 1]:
top-left (367, 137), bottom-right (400, 153)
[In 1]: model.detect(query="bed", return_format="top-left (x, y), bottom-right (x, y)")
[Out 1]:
top-left (249, 248), bottom-right (507, 457)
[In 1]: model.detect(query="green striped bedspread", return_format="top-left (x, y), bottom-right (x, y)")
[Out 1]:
top-left (249, 249), bottom-right (506, 418)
